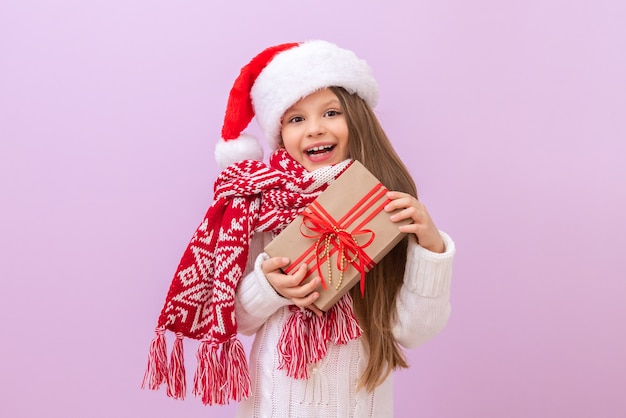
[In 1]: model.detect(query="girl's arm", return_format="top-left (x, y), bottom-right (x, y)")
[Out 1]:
top-left (392, 232), bottom-right (455, 348)
top-left (235, 252), bottom-right (292, 335)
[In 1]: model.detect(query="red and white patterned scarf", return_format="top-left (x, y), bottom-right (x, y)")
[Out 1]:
top-left (142, 149), bottom-right (361, 405)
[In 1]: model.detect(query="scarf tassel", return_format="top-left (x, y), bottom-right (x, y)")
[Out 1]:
top-left (307, 313), bottom-right (329, 364)
top-left (222, 337), bottom-right (251, 401)
top-left (278, 308), bottom-right (309, 379)
top-left (166, 333), bottom-right (186, 400)
top-left (141, 327), bottom-right (168, 390)
top-left (192, 337), bottom-right (250, 405)
top-left (328, 295), bottom-right (362, 344)
top-left (278, 308), bottom-right (331, 380)
top-left (193, 339), bottom-right (225, 405)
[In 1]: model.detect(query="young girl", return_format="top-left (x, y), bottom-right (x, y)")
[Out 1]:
top-left (143, 40), bottom-right (455, 417)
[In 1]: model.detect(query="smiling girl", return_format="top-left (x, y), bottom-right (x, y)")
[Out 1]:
top-left (144, 40), bottom-right (455, 417)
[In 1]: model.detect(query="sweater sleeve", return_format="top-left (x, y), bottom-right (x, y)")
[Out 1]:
top-left (392, 231), bottom-right (455, 348)
top-left (235, 252), bottom-right (292, 336)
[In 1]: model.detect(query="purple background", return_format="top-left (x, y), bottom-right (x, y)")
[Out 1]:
top-left (1, 1), bottom-right (624, 417)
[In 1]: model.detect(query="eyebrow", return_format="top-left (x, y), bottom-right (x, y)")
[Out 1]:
top-left (285, 99), bottom-right (342, 114)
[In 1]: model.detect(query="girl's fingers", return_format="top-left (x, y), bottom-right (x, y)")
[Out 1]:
top-left (285, 276), bottom-right (321, 299)
top-left (291, 292), bottom-right (320, 307)
top-left (385, 192), bottom-right (418, 212)
top-left (292, 291), bottom-right (320, 309)
top-left (390, 206), bottom-right (418, 223)
top-left (384, 191), bottom-right (445, 252)
top-left (278, 264), bottom-right (309, 289)
top-left (261, 259), bottom-right (323, 308)
top-left (262, 256), bottom-right (290, 274)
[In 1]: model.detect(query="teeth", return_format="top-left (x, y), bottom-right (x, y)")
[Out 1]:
top-left (307, 145), bottom-right (334, 153)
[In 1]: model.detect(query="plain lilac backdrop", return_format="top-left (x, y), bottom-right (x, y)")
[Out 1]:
top-left (1, 0), bottom-right (624, 417)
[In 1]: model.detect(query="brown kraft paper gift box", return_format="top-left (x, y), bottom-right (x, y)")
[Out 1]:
top-left (264, 161), bottom-right (411, 311)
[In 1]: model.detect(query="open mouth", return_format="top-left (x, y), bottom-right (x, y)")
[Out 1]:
top-left (305, 145), bottom-right (335, 156)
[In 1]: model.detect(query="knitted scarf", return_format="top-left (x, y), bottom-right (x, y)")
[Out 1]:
top-left (142, 149), bottom-right (362, 405)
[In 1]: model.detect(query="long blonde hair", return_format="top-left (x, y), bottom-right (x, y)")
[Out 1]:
top-left (330, 86), bottom-right (418, 392)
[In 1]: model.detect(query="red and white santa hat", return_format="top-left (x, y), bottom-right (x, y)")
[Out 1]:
top-left (215, 40), bottom-right (379, 168)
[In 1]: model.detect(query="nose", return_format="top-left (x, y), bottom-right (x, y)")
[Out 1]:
top-left (306, 117), bottom-right (326, 138)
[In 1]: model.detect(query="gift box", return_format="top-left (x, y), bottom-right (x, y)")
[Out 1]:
top-left (264, 161), bottom-right (410, 311)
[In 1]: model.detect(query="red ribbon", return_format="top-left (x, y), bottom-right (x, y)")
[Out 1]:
top-left (300, 203), bottom-right (376, 296)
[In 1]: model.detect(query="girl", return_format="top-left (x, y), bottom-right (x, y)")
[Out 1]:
top-left (143, 40), bottom-right (455, 418)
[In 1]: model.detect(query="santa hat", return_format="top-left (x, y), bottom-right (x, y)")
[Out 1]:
top-left (214, 40), bottom-right (379, 168)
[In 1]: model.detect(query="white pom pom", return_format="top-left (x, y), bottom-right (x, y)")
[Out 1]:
top-left (214, 134), bottom-right (264, 169)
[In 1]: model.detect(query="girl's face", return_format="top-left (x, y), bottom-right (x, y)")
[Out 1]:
top-left (280, 88), bottom-right (349, 172)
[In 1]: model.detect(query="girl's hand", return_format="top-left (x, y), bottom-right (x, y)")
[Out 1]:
top-left (385, 191), bottom-right (445, 253)
top-left (261, 257), bottom-right (324, 317)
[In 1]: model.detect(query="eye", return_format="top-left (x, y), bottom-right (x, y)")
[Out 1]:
top-left (288, 115), bottom-right (304, 123)
top-left (325, 109), bottom-right (342, 117)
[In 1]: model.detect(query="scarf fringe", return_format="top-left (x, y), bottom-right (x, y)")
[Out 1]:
top-left (141, 327), bottom-right (168, 390)
top-left (143, 331), bottom-right (250, 405)
top-left (166, 333), bottom-right (186, 400)
top-left (278, 308), bottom-right (310, 379)
top-left (276, 295), bottom-right (362, 380)
top-left (193, 339), bottom-right (225, 405)
top-left (222, 337), bottom-right (251, 401)
top-left (328, 294), bottom-right (362, 344)
top-left (278, 307), bottom-right (331, 380)
top-left (191, 336), bottom-right (251, 405)
top-left (306, 313), bottom-right (329, 365)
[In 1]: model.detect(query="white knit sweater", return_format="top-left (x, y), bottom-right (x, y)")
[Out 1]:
top-left (234, 231), bottom-right (455, 418)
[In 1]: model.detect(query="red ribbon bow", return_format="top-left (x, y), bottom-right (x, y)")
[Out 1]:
top-left (300, 206), bottom-right (375, 296)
